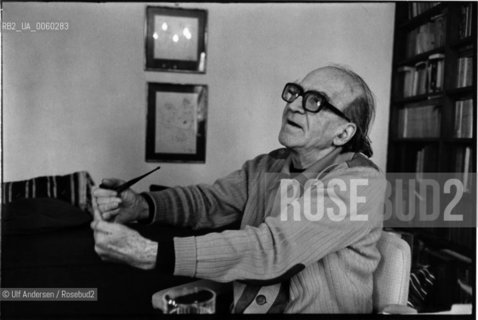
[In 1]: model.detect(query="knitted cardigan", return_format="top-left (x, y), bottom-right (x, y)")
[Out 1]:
top-left (144, 147), bottom-right (386, 313)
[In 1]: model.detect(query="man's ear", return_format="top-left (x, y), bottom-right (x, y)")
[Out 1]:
top-left (333, 123), bottom-right (357, 147)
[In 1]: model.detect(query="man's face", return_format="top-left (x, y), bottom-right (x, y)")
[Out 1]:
top-left (278, 67), bottom-right (359, 154)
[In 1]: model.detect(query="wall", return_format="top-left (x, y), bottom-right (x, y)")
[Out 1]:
top-left (3, 2), bottom-right (395, 191)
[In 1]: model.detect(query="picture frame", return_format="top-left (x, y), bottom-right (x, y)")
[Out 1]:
top-left (145, 6), bottom-right (208, 73)
top-left (146, 83), bottom-right (208, 163)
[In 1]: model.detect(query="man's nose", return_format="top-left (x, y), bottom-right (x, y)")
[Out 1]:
top-left (287, 97), bottom-right (305, 113)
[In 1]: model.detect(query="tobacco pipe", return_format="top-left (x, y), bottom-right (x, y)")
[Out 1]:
top-left (99, 166), bottom-right (161, 193)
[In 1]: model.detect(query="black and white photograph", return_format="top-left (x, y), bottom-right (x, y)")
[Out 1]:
top-left (1, 2), bottom-right (476, 318)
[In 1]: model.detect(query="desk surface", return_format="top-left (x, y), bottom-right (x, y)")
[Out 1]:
top-left (1, 222), bottom-right (217, 318)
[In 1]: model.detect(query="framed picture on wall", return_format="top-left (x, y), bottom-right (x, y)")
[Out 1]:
top-left (146, 82), bottom-right (208, 162)
top-left (145, 6), bottom-right (208, 73)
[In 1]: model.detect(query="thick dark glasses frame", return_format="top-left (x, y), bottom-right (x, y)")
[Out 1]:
top-left (282, 83), bottom-right (352, 122)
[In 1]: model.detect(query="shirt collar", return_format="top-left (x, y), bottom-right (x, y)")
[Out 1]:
top-left (282, 147), bottom-right (355, 184)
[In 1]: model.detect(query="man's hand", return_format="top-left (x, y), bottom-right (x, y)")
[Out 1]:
top-left (91, 220), bottom-right (158, 270)
top-left (93, 178), bottom-right (150, 223)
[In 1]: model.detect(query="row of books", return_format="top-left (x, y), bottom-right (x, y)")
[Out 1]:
top-left (458, 4), bottom-right (474, 39)
top-left (398, 54), bottom-right (444, 97)
top-left (407, 2), bottom-right (440, 19)
top-left (454, 99), bottom-right (474, 138)
top-left (406, 13), bottom-right (446, 58)
top-left (415, 146), bottom-right (473, 192)
top-left (456, 56), bottom-right (473, 88)
top-left (454, 146), bottom-right (472, 192)
top-left (398, 104), bottom-right (441, 138)
top-left (415, 145), bottom-right (437, 178)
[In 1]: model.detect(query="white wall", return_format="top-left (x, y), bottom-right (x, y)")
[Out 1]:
top-left (3, 2), bottom-right (395, 191)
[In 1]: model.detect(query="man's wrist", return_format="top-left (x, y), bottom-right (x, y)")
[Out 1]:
top-left (138, 193), bottom-right (155, 223)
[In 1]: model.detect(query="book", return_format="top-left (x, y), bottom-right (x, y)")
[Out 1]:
top-left (398, 108), bottom-right (406, 137)
top-left (455, 146), bottom-right (472, 192)
top-left (462, 100), bottom-right (473, 138)
top-left (428, 53), bottom-right (445, 93)
top-left (398, 55), bottom-right (445, 98)
top-left (406, 12), bottom-right (446, 58)
top-left (459, 4), bottom-right (473, 39)
top-left (398, 66), bottom-right (415, 98)
top-left (399, 103), bottom-right (441, 138)
top-left (457, 56), bottom-right (473, 88)
top-left (463, 147), bottom-right (471, 192)
top-left (415, 148), bottom-right (424, 180)
top-left (454, 99), bottom-right (474, 138)
top-left (454, 100), bottom-right (464, 137)
top-left (415, 61), bottom-right (428, 95)
top-left (431, 13), bottom-right (446, 48)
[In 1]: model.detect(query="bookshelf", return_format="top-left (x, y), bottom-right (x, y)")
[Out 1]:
top-left (387, 2), bottom-right (476, 310)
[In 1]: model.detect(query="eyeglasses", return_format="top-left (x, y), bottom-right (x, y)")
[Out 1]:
top-left (281, 83), bottom-right (351, 122)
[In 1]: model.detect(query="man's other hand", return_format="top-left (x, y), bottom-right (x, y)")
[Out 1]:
top-left (93, 178), bottom-right (149, 223)
top-left (91, 220), bottom-right (157, 270)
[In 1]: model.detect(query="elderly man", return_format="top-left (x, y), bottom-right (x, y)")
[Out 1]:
top-left (92, 65), bottom-right (386, 313)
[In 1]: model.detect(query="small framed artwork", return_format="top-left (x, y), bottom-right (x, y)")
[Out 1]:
top-left (145, 6), bottom-right (208, 73)
top-left (146, 83), bottom-right (208, 162)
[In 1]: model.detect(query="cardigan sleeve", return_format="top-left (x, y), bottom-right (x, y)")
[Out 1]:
top-left (172, 166), bottom-right (386, 283)
top-left (143, 161), bottom-right (250, 230)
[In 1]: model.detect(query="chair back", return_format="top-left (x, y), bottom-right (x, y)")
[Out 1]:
top-left (373, 231), bottom-right (411, 312)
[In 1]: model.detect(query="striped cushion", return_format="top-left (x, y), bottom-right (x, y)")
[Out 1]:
top-left (2, 171), bottom-right (95, 213)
